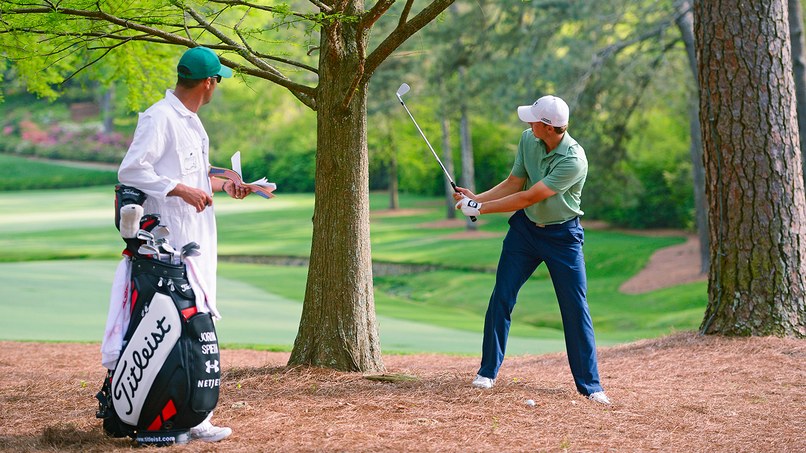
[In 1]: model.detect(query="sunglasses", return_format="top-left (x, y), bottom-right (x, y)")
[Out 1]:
top-left (211, 75), bottom-right (222, 83)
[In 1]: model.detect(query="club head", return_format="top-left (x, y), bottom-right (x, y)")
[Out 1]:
top-left (138, 244), bottom-right (159, 256)
top-left (396, 83), bottom-right (410, 98)
top-left (152, 225), bottom-right (170, 240)
top-left (182, 242), bottom-right (200, 252)
top-left (136, 229), bottom-right (155, 241)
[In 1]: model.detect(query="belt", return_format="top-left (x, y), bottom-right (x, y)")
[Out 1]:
top-left (534, 217), bottom-right (579, 229)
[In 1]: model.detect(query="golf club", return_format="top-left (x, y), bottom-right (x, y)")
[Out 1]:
top-left (138, 243), bottom-right (160, 257)
top-left (396, 83), bottom-right (476, 222)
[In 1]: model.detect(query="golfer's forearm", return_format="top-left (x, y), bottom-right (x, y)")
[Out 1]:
top-left (480, 191), bottom-right (535, 214)
top-left (477, 176), bottom-right (523, 202)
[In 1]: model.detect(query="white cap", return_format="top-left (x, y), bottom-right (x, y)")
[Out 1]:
top-left (517, 95), bottom-right (569, 127)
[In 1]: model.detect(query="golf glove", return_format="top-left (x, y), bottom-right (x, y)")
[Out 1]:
top-left (455, 197), bottom-right (482, 217)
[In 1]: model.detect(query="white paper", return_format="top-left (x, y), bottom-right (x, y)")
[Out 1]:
top-left (231, 151), bottom-right (243, 178)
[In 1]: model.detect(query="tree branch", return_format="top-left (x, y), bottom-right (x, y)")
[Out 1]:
top-left (205, 0), bottom-right (314, 20)
top-left (3, 5), bottom-right (318, 109)
top-left (398, 0), bottom-right (414, 27)
top-left (365, 0), bottom-right (455, 81)
top-left (308, 0), bottom-right (333, 12)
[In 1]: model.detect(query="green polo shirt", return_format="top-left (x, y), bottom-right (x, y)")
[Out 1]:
top-left (511, 129), bottom-right (587, 225)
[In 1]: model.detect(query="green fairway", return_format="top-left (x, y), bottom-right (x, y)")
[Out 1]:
top-left (0, 184), bottom-right (707, 353)
top-left (0, 260), bottom-right (567, 355)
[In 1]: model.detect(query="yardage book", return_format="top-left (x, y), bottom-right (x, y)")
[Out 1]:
top-left (209, 151), bottom-right (277, 199)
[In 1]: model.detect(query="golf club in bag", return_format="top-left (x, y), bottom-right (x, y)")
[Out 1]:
top-left (396, 83), bottom-right (476, 222)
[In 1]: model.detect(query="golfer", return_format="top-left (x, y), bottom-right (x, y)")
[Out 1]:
top-left (117, 46), bottom-right (250, 441)
top-left (453, 95), bottom-right (610, 405)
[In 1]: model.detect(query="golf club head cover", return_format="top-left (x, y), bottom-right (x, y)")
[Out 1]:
top-left (114, 185), bottom-right (147, 231)
top-left (119, 204), bottom-right (144, 239)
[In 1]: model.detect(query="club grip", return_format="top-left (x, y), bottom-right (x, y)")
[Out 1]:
top-left (451, 183), bottom-right (477, 222)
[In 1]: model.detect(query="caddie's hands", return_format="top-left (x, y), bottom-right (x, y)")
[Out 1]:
top-left (223, 180), bottom-right (252, 200)
top-left (452, 186), bottom-right (476, 202)
top-left (170, 183), bottom-right (213, 212)
top-left (455, 196), bottom-right (482, 217)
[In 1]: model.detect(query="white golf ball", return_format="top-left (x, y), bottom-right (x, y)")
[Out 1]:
top-left (526, 399), bottom-right (535, 406)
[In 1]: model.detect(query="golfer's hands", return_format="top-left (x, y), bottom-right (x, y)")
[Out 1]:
top-left (455, 196), bottom-right (482, 217)
top-left (170, 183), bottom-right (213, 212)
top-left (223, 180), bottom-right (251, 200)
top-left (452, 186), bottom-right (476, 202)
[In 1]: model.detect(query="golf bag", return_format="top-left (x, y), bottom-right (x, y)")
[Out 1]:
top-left (96, 256), bottom-right (221, 446)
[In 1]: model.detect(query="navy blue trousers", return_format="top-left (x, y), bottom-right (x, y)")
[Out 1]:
top-left (477, 210), bottom-right (602, 395)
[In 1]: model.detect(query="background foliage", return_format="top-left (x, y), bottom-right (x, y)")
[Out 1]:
top-left (0, 0), bottom-right (699, 229)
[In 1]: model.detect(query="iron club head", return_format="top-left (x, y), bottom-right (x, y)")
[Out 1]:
top-left (151, 225), bottom-right (170, 241)
top-left (396, 83), bottom-right (410, 100)
top-left (137, 244), bottom-right (159, 256)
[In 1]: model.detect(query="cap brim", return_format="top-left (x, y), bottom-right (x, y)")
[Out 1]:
top-left (517, 105), bottom-right (538, 123)
top-left (218, 65), bottom-right (233, 78)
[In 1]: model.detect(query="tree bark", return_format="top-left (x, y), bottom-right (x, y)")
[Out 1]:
top-left (694, 0), bottom-right (806, 337)
top-left (675, 0), bottom-right (709, 274)
top-left (289, 4), bottom-right (384, 371)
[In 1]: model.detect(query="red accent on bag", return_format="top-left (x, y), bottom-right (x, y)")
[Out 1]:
top-left (146, 399), bottom-right (178, 431)
top-left (181, 307), bottom-right (198, 320)
top-left (130, 288), bottom-right (139, 315)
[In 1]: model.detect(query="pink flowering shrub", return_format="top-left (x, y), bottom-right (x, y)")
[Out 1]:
top-left (0, 118), bottom-right (131, 163)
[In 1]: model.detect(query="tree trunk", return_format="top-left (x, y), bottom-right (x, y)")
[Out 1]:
top-left (288, 6), bottom-right (385, 371)
top-left (694, 0), bottom-right (806, 337)
top-left (384, 117), bottom-right (400, 210)
top-left (458, 73), bottom-right (477, 231)
top-left (388, 149), bottom-right (399, 210)
top-left (675, 0), bottom-right (709, 274)
top-left (101, 86), bottom-right (114, 135)
top-left (789, 0), bottom-right (806, 182)
top-left (440, 114), bottom-right (457, 219)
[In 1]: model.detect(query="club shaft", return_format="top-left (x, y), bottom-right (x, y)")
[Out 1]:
top-left (398, 98), bottom-right (455, 186)
top-left (397, 93), bottom-right (476, 222)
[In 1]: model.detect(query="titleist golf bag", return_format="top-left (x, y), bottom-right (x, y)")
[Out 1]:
top-left (97, 187), bottom-right (220, 446)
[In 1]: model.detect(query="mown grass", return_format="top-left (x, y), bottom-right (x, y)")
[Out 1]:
top-left (0, 163), bottom-right (707, 352)
top-left (0, 154), bottom-right (118, 190)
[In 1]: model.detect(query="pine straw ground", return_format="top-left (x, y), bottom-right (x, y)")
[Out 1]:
top-left (0, 333), bottom-right (804, 452)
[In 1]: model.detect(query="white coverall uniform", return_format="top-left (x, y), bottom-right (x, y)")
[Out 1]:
top-left (102, 90), bottom-right (219, 369)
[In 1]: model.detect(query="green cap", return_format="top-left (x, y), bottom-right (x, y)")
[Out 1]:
top-left (177, 47), bottom-right (233, 79)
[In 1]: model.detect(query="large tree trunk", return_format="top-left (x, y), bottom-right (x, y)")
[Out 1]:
top-left (694, 0), bottom-right (806, 337)
top-left (289, 5), bottom-right (385, 371)
top-left (675, 0), bottom-right (709, 274)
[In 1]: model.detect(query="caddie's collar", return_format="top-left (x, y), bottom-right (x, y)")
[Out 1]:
top-left (165, 90), bottom-right (197, 118)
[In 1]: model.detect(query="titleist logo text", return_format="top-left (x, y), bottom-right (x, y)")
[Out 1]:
top-left (113, 317), bottom-right (172, 415)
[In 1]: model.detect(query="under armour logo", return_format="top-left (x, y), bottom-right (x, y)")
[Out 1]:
top-left (205, 360), bottom-right (220, 373)
top-left (468, 200), bottom-right (479, 208)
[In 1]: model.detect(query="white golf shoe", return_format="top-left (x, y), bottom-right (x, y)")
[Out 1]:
top-left (471, 374), bottom-right (495, 389)
top-left (587, 391), bottom-right (612, 405)
top-left (190, 420), bottom-right (232, 442)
